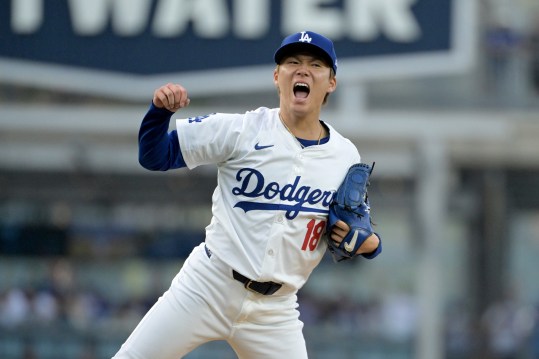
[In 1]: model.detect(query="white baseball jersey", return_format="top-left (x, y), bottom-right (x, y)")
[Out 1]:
top-left (176, 107), bottom-right (360, 293)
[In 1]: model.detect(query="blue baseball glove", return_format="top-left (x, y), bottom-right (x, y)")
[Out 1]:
top-left (326, 163), bottom-right (380, 262)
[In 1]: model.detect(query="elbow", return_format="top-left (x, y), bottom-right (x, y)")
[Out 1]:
top-left (138, 152), bottom-right (167, 171)
top-left (138, 156), bottom-right (155, 171)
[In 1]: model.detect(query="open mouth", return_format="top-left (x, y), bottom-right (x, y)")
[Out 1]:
top-left (293, 82), bottom-right (310, 99)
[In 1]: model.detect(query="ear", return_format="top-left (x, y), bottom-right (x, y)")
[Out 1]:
top-left (327, 76), bottom-right (337, 93)
top-left (273, 67), bottom-right (279, 88)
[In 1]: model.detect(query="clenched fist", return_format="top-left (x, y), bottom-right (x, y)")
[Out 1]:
top-left (153, 83), bottom-right (190, 112)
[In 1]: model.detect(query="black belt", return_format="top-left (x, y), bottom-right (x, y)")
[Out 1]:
top-left (204, 244), bottom-right (282, 296)
top-left (232, 270), bottom-right (282, 296)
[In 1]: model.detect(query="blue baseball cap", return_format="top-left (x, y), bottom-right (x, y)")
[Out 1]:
top-left (274, 31), bottom-right (338, 74)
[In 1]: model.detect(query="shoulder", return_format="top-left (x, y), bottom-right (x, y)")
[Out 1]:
top-left (213, 107), bottom-right (277, 141)
top-left (212, 107), bottom-right (275, 122)
top-left (324, 122), bottom-right (361, 162)
top-left (239, 107), bottom-right (278, 130)
top-left (244, 107), bottom-right (276, 121)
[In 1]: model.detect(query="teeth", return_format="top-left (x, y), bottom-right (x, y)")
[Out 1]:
top-left (294, 82), bottom-right (309, 89)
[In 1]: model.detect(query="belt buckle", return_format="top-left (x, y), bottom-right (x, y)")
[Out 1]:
top-left (244, 280), bottom-right (260, 294)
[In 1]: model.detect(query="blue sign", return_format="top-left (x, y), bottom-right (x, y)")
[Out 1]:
top-left (0, 0), bottom-right (475, 98)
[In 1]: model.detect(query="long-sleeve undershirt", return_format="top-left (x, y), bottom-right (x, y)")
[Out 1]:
top-left (138, 103), bottom-right (187, 171)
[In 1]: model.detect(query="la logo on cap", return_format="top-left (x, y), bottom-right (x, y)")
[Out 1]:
top-left (299, 31), bottom-right (312, 43)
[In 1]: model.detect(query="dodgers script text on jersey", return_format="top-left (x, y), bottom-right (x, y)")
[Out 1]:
top-left (232, 167), bottom-right (335, 220)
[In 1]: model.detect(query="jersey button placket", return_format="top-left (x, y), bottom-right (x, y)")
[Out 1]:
top-left (259, 215), bottom-right (283, 278)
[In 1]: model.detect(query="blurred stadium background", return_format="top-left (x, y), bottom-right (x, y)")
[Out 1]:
top-left (1, 0), bottom-right (539, 358)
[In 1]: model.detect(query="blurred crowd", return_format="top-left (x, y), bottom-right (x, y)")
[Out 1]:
top-left (1, 258), bottom-right (539, 359)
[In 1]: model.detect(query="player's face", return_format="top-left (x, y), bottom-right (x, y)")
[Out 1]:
top-left (274, 53), bottom-right (337, 116)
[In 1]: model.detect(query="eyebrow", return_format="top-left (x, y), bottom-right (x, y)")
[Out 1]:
top-left (285, 53), bottom-right (327, 63)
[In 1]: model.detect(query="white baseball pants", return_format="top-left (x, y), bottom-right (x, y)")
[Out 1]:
top-left (112, 243), bottom-right (308, 359)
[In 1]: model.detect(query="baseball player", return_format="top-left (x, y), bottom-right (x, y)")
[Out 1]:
top-left (113, 30), bottom-right (381, 359)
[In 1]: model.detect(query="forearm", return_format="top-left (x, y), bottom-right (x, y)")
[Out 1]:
top-left (138, 103), bottom-right (186, 171)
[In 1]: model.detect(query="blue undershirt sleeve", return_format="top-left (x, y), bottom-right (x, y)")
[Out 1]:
top-left (138, 103), bottom-right (187, 171)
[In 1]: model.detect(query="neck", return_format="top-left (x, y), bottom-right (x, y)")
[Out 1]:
top-left (279, 110), bottom-right (326, 141)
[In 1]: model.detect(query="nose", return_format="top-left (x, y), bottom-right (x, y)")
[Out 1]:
top-left (295, 63), bottom-right (310, 76)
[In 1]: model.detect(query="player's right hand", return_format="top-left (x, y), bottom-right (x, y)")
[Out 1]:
top-left (329, 220), bottom-right (379, 255)
top-left (153, 83), bottom-right (190, 112)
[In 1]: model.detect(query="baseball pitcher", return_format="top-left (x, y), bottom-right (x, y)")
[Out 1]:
top-left (113, 30), bottom-right (382, 359)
